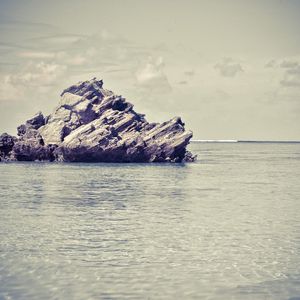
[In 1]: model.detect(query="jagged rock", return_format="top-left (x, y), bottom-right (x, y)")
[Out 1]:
top-left (17, 111), bottom-right (46, 136)
top-left (1, 78), bottom-right (196, 163)
top-left (0, 133), bottom-right (16, 161)
top-left (13, 127), bottom-right (57, 161)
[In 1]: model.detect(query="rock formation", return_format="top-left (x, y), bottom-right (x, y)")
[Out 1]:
top-left (0, 78), bottom-right (196, 163)
top-left (0, 133), bottom-right (16, 161)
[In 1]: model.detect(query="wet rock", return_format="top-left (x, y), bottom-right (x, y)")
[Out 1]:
top-left (13, 128), bottom-right (57, 161)
top-left (0, 133), bottom-right (16, 160)
top-left (1, 78), bottom-right (196, 163)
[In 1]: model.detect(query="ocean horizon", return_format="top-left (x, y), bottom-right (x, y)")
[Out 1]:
top-left (191, 140), bottom-right (300, 143)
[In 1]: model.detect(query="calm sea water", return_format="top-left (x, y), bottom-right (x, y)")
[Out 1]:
top-left (0, 142), bottom-right (300, 300)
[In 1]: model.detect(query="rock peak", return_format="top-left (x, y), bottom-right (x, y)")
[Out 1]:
top-left (61, 78), bottom-right (104, 99)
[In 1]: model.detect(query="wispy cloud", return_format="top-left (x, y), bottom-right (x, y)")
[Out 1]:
top-left (26, 34), bottom-right (86, 47)
top-left (178, 80), bottom-right (188, 85)
top-left (265, 59), bottom-right (276, 68)
top-left (184, 70), bottom-right (195, 77)
top-left (0, 61), bottom-right (67, 103)
top-left (0, 17), bottom-right (58, 30)
top-left (0, 41), bottom-right (28, 53)
top-left (280, 60), bottom-right (299, 69)
top-left (135, 56), bottom-right (171, 93)
top-left (215, 58), bottom-right (243, 77)
top-left (17, 51), bottom-right (58, 59)
top-left (264, 57), bottom-right (300, 88)
top-left (280, 63), bottom-right (300, 87)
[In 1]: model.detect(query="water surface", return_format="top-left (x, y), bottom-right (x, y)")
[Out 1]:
top-left (1, 142), bottom-right (300, 299)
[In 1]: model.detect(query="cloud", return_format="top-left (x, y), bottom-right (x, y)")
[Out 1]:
top-left (263, 58), bottom-right (300, 88)
top-left (17, 48), bottom-right (94, 67)
top-left (265, 59), bottom-right (276, 68)
top-left (280, 60), bottom-right (299, 69)
top-left (184, 70), bottom-right (195, 77)
top-left (0, 18), bottom-right (58, 31)
top-left (0, 75), bottom-right (24, 102)
top-left (135, 57), bottom-right (164, 83)
top-left (0, 41), bottom-right (28, 55)
top-left (280, 64), bottom-right (300, 87)
top-left (135, 56), bottom-right (171, 92)
top-left (0, 27), bottom-right (171, 107)
top-left (9, 62), bottom-right (67, 86)
top-left (280, 60), bottom-right (300, 87)
top-left (2, 24), bottom-right (164, 80)
top-left (0, 61), bottom-right (67, 102)
top-left (17, 51), bottom-right (57, 59)
top-left (215, 58), bottom-right (243, 77)
top-left (26, 34), bottom-right (85, 47)
top-left (65, 54), bottom-right (87, 66)
top-left (178, 80), bottom-right (188, 85)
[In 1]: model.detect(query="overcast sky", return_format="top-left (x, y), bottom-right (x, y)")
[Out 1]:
top-left (0, 0), bottom-right (300, 140)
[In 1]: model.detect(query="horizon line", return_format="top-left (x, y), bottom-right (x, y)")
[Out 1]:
top-left (191, 139), bottom-right (300, 143)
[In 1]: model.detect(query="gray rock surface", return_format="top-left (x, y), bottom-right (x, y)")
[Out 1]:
top-left (0, 133), bottom-right (16, 161)
top-left (1, 78), bottom-right (196, 162)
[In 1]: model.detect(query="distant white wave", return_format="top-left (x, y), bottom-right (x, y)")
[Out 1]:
top-left (191, 139), bottom-right (238, 143)
top-left (191, 140), bottom-right (300, 143)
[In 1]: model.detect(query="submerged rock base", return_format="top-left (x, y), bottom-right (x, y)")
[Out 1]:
top-left (0, 78), bottom-right (196, 163)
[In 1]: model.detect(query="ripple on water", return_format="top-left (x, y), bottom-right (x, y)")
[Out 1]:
top-left (0, 143), bottom-right (300, 299)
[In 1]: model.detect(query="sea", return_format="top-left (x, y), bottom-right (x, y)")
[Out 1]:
top-left (0, 142), bottom-right (300, 300)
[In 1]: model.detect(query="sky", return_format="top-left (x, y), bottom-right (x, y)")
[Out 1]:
top-left (0, 0), bottom-right (300, 140)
